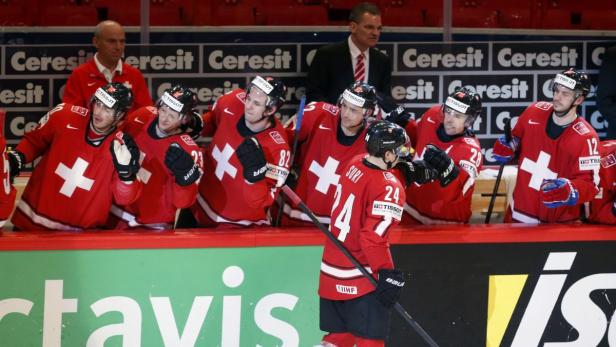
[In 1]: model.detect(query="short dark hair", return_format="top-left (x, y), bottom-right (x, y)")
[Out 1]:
top-left (349, 2), bottom-right (380, 23)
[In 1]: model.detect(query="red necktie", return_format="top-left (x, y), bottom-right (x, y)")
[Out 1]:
top-left (354, 53), bottom-right (365, 82)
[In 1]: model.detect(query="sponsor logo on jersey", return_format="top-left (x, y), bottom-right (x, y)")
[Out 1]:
top-left (458, 159), bottom-right (479, 179)
top-left (572, 122), bottom-right (590, 135)
top-left (600, 153), bottom-right (616, 168)
top-left (383, 171), bottom-right (397, 182)
top-left (66, 124), bottom-right (78, 130)
top-left (335, 285), bottom-right (358, 295)
top-left (372, 201), bottom-right (403, 221)
top-left (269, 131), bottom-right (286, 145)
top-left (180, 134), bottom-right (196, 147)
top-left (528, 120), bottom-right (540, 125)
top-left (534, 101), bottom-right (553, 110)
top-left (322, 103), bottom-right (338, 114)
top-left (265, 163), bottom-right (289, 187)
top-left (578, 156), bottom-right (600, 171)
top-left (318, 124), bottom-right (331, 130)
top-left (463, 137), bottom-right (478, 147)
top-left (70, 105), bottom-right (88, 116)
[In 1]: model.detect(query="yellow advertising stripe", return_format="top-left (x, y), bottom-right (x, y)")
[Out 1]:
top-left (486, 274), bottom-right (528, 347)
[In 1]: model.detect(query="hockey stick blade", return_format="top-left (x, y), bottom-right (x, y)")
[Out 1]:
top-left (280, 185), bottom-right (440, 347)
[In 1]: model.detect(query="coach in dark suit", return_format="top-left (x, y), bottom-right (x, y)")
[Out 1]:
top-left (306, 2), bottom-right (392, 104)
top-left (598, 43), bottom-right (616, 140)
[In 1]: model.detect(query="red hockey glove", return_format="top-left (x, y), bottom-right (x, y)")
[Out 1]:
top-left (540, 178), bottom-right (579, 208)
top-left (375, 269), bottom-right (406, 308)
top-left (492, 136), bottom-right (519, 164)
top-left (236, 137), bottom-right (267, 183)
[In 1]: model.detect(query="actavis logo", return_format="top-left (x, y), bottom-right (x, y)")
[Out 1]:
top-left (487, 252), bottom-right (616, 347)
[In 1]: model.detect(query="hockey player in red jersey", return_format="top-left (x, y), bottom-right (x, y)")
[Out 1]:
top-left (108, 84), bottom-right (203, 229)
top-left (492, 68), bottom-right (600, 223)
top-left (587, 140), bottom-right (616, 224)
top-left (176, 76), bottom-right (290, 228)
top-left (8, 83), bottom-right (142, 231)
top-left (400, 87), bottom-right (483, 224)
top-left (318, 120), bottom-right (410, 347)
top-left (0, 110), bottom-right (16, 228)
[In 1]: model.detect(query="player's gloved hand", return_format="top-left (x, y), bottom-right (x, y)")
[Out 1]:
top-left (423, 144), bottom-right (459, 187)
top-left (165, 143), bottom-right (201, 186)
top-left (236, 137), bottom-right (267, 183)
top-left (394, 160), bottom-right (438, 187)
top-left (492, 136), bottom-right (519, 164)
top-left (375, 269), bottom-right (406, 308)
top-left (110, 132), bottom-right (140, 181)
top-left (7, 150), bottom-right (25, 178)
top-left (385, 105), bottom-right (413, 128)
top-left (185, 110), bottom-right (204, 140)
top-left (612, 199), bottom-right (616, 217)
top-left (540, 178), bottom-right (579, 208)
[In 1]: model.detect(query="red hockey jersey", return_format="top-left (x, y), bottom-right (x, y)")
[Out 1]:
top-left (191, 89), bottom-right (290, 227)
top-left (402, 106), bottom-right (483, 224)
top-left (11, 103), bottom-right (142, 230)
top-left (110, 107), bottom-right (203, 229)
top-left (587, 140), bottom-right (616, 224)
top-left (508, 102), bottom-right (600, 223)
top-left (0, 110), bottom-right (16, 228)
top-left (278, 101), bottom-right (368, 226)
top-left (319, 155), bottom-right (405, 300)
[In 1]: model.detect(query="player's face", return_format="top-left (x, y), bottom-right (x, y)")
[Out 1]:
top-left (350, 12), bottom-right (382, 50)
top-left (443, 107), bottom-right (468, 135)
top-left (340, 100), bottom-right (366, 133)
top-left (93, 23), bottom-right (126, 67)
top-left (157, 105), bottom-right (183, 133)
top-left (244, 87), bottom-right (270, 123)
top-left (91, 100), bottom-right (118, 133)
top-left (552, 84), bottom-right (580, 114)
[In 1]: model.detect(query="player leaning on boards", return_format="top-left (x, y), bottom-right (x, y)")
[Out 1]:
top-left (108, 84), bottom-right (203, 230)
top-left (176, 76), bottom-right (290, 228)
top-left (8, 83), bottom-right (142, 231)
top-left (492, 68), bottom-right (601, 223)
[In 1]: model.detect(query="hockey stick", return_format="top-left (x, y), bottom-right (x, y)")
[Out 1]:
top-left (272, 95), bottom-right (306, 227)
top-left (485, 118), bottom-right (512, 223)
top-left (280, 185), bottom-right (440, 347)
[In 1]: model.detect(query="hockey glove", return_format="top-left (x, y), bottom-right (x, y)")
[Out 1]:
top-left (395, 160), bottom-right (438, 187)
top-left (375, 269), bottom-right (405, 308)
top-left (423, 144), bottom-right (459, 187)
top-left (7, 150), bottom-right (25, 179)
top-left (540, 178), bottom-right (579, 208)
top-left (110, 132), bottom-right (140, 181)
top-left (385, 105), bottom-right (413, 128)
top-left (165, 143), bottom-right (201, 186)
top-left (236, 137), bottom-right (267, 183)
top-left (185, 110), bottom-right (204, 140)
top-left (612, 199), bottom-right (616, 217)
top-left (492, 136), bottom-right (519, 164)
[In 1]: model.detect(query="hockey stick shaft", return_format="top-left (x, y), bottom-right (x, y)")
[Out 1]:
top-left (273, 96), bottom-right (306, 227)
top-left (280, 185), bottom-right (440, 347)
top-left (485, 118), bottom-right (512, 223)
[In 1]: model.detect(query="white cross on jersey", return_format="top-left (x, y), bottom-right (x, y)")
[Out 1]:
top-left (520, 151), bottom-right (557, 190)
top-left (212, 143), bottom-right (237, 180)
top-left (54, 157), bottom-right (95, 197)
top-left (309, 157), bottom-right (340, 194)
top-left (136, 151), bottom-right (152, 184)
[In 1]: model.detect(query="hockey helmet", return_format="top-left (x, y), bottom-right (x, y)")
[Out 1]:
top-left (338, 81), bottom-right (378, 118)
top-left (365, 120), bottom-right (411, 158)
top-left (246, 76), bottom-right (287, 113)
top-left (91, 82), bottom-right (133, 119)
top-left (443, 86), bottom-right (482, 127)
top-left (551, 68), bottom-right (591, 97)
top-left (156, 84), bottom-right (198, 122)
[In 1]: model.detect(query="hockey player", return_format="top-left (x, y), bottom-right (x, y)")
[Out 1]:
top-left (0, 110), bottom-right (16, 229)
top-left (492, 68), bottom-right (600, 223)
top-left (176, 76), bottom-right (290, 228)
top-left (318, 120), bottom-right (408, 347)
top-left (108, 84), bottom-right (203, 229)
top-left (400, 87), bottom-right (483, 224)
top-left (587, 140), bottom-right (616, 224)
top-left (275, 81), bottom-right (436, 226)
top-left (8, 82), bottom-right (142, 231)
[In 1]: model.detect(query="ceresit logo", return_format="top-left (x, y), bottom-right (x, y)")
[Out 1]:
top-left (8, 49), bottom-right (93, 73)
top-left (447, 78), bottom-right (530, 101)
top-left (486, 252), bottom-right (616, 347)
top-left (400, 45), bottom-right (485, 69)
top-left (0, 82), bottom-right (46, 105)
top-left (391, 78), bottom-right (436, 102)
top-left (496, 46), bottom-right (578, 68)
top-left (206, 47), bottom-right (293, 71)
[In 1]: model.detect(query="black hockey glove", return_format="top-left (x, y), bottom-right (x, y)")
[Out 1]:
top-left (386, 105), bottom-right (413, 128)
top-left (612, 199), bottom-right (616, 217)
top-left (110, 132), bottom-right (140, 181)
top-left (236, 137), bottom-right (267, 183)
top-left (423, 144), bottom-right (459, 187)
top-left (394, 160), bottom-right (438, 187)
top-left (7, 150), bottom-right (25, 179)
top-left (165, 143), bottom-right (201, 186)
top-left (375, 269), bottom-right (406, 308)
top-left (185, 110), bottom-right (204, 140)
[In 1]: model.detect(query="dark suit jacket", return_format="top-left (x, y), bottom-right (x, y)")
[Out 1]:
top-left (306, 40), bottom-right (392, 104)
top-left (598, 44), bottom-right (616, 140)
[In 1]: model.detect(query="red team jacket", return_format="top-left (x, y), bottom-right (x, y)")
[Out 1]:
top-left (11, 103), bottom-right (142, 230)
top-left (0, 119), bottom-right (16, 228)
top-left (278, 101), bottom-right (368, 225)
top-left (110, 107), bottom-right (203, 229)
top-left (191, 89), bottom-right (290, 227)
top-left (508, 101), bottom-right (600, 223)
top-left (62, 59), bottom-right (153, 113)
top-left (319, 155), bottom-right (405, 300)
top-left (588, 140), bottom-right (616, 224)
top-left (402, 106), bottom-right (483, 224)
